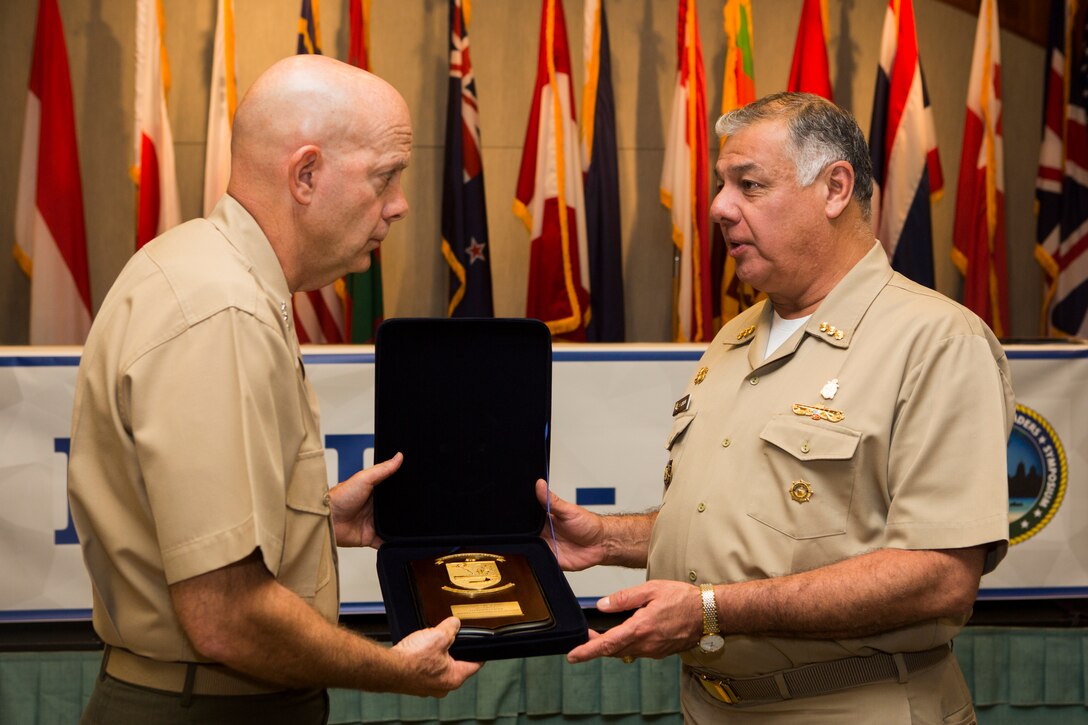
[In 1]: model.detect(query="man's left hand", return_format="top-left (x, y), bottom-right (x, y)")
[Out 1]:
top-left (329, 452), bottom-right (403, 547)
top-left (566, 579), bottom-right (703, 663)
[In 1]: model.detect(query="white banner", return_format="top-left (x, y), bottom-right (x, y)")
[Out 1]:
top-left (0, 343), bottom-right (1084, 622)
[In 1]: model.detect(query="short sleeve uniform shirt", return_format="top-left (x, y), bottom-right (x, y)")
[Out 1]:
top-left (647, 243), bottom-right (1015, 677)
top-left (68, 196), bottom-right (338, 662)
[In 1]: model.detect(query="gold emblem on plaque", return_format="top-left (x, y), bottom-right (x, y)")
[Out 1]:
top-left (792, 403), bottom-right (845, 423)
top-left (435, 553), bottom-right (516, 596)
top-left (789, 480), bottom-right (813, 503)
top-left (694, 367), bottom-right (709, 385)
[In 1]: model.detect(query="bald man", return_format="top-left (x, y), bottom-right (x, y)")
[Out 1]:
top-left (68, 55), bottom-right (479, 725)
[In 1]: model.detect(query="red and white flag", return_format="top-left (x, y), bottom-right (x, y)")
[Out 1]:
top-left (661, 0), bottom-right (711, 342)
top-left (14, 0), bottom-right (92, 344)
top-left (514, 0), bottom-right (590, 340)
top-left (133, 0), bottom-right (181, 248)
top-left (787, 0), bottom-right (833, 100)
top-left (202, 0), bottom-right (237, 216)
top-left (951, 0), bottom-right (1008, 335)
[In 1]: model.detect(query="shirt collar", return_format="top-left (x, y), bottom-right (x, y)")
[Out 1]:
top-left (206, 195), bottom-right (292, 306)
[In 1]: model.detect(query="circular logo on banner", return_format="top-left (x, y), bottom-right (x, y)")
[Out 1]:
top-left (1007, 404), bottom-right (1068, 545)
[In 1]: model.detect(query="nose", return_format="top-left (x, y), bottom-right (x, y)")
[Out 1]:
top-left (709, 183), bottom-right (739, 227)
top-left (384, 184), bottom-right (409, 223)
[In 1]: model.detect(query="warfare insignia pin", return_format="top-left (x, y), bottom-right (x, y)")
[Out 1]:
top-left (792, 403), bottom-right (845, 423)
top-left (820, 379), bottom-right (839, 400)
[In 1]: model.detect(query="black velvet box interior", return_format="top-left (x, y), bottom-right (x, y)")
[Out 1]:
top-left (373, 318), bottom-right (588, 661)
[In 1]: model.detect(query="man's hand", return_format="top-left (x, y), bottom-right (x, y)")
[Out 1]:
top-left (535, 479), bottom-right (609, 571)
top-left (390, 617), bottom-right (483, 698)
top-left (329, 452), bottom-right (403, 548)
top-left (535, 480), bottom-right (657, 570)
top-left (566, 580), bottom-right (702, 663)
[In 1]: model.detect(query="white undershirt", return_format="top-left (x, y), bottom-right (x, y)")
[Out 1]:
top-left (764, 310), bottom-right (811, 360)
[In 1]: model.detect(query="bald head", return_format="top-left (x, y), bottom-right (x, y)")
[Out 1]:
top-left (227, 55), bottom-right (412, 291)
top-left (230, 55), bottom-right (408, 199)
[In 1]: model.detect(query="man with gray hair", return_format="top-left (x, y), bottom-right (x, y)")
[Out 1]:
top-left (538, 92), bottom-right (1013, 722)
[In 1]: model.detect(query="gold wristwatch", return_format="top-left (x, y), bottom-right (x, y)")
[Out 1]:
top-left (698, 583), bottom-right (725, 654)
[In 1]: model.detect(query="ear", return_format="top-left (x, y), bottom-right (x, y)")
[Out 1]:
top-left (823, 161), bottom-right (855, 220)
top-left (288, 145), bottom-right (320, 205)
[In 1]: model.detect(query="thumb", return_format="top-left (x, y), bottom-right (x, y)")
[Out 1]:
top-left (435, 616), bottom-right (462, 646)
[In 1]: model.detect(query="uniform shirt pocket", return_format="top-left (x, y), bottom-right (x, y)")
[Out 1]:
top-left (748, 415), bottom-right (861, 539)
top-left (280, 448), bottom-right (333, 600)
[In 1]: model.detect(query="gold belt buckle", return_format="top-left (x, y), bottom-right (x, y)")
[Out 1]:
top-left (697, 672), bottom-right (739, 704)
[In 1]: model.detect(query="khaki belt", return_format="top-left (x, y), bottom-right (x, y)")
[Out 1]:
top-left (102, 645), bottom-right (285, 697)
top-left (687, 643), bottom-right (951, 707)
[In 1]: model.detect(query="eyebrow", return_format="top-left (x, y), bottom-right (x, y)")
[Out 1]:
top-left (724, 162), bottom-right (761, 176)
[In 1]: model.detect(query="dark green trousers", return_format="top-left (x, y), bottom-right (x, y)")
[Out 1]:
top-left (80, 673), bottom-right (329, 725)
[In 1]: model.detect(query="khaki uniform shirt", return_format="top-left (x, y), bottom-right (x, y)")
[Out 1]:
top-left (69, 196), bottom-right (338, 662)
top-left (647, 243), bottom-right (1014, 678)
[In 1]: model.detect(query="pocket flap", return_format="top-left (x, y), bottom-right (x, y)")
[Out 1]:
top-left (664, 412), bottom-right (696, 450)
top-left (286, 449), bottom-right (332, 514)
top-left (759, 415), bottom-right (860, 461)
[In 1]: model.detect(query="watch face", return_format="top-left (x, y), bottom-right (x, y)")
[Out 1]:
top-left (699, 633), bottom-right (725, 654)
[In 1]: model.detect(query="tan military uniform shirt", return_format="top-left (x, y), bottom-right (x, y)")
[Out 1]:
top-left (647, 242), bottom-right (1014, 679)
top-left (69, 196), bottom-right (338, 662)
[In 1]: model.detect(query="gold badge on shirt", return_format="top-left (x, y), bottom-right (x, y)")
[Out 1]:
top-left (789, 480), bottom-right (813, 503)
top-left (792, 403), bottom-right (845, 423)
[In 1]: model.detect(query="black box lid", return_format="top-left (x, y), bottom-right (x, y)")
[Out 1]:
top-left (373, 318), bottom-right (551, 542)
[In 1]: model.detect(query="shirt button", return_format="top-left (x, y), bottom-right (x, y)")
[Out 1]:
top-left (688, 570), bottom-right (698, 582)
top-left (749, 376), bottom-right (759, 385)
top-left (697, 502), bottom-right (706, 513)
top-left (721, 438), bottom-right (731, 447)
top-left (322, 492), bottom-right (331, 505)
top-left (801, 441), bottom-right (811, 454)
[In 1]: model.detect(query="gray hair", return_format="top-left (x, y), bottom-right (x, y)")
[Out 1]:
top-left (716, 92), bottom-right (873, 220)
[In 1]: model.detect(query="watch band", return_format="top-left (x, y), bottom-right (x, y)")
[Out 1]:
top-left (699, 583), bottom-right (719, 635)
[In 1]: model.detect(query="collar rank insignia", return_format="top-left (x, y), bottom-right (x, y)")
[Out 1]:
top-left (736, 325), bottom-right (756, 341)
top-left (673, 394), bottom-right (691, 416)
top-left (818, 321), bottom-right (845, 340)
top-left (792, 403), bottom-right (845, 423)
top-left (694, 367), bottom-right (709, 385)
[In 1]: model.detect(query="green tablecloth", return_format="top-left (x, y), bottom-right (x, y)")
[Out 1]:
top-left (2, 628), bottom-right (1085, 724)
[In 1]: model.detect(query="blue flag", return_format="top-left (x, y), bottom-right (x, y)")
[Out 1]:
top-left (582, 0), bottom-right (625, 341)
top-left (442, 0), bottom-right (493, 317)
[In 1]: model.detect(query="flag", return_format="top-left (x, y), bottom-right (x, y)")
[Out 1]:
top-left (202, 0), bottom-right (236, 216)
top-left (787, 0), bottom-right (833, 100)
top-left (661, 0), bottom-right (711, 343)
top-left (292, 0), bottom-right (347, 344)
top-left (134, 0), bottom-right (181, 249)
top-left (343, 0), bottom-right (384, 342)
top-left (580, 0), bottom-right (624, 340)
top-left (868, 0), bottom-right (944, 288)
top-left (514, 0), bottom-right (590, 340)
top-left (14, 0), bottom-right (91, 344)
top-left (442, 0), bottom-right (494, 318)
top-left (952, 0), bottom-right (1009, 335)
top-left (713, 0), bottom-right (762, 325)
top-left (1035, 0), bottom-right (1088, 338)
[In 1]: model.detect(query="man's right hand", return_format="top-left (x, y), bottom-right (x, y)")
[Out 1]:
top-left (535, 479), bottom-right (609, 571)
top-left (390, 617), bottom-right (482, 697)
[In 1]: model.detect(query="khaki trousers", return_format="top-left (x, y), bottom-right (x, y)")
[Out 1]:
top-left (80, 673), bottom-right (329, 725)
top-left (681, 651), bottom-right (977, 725)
